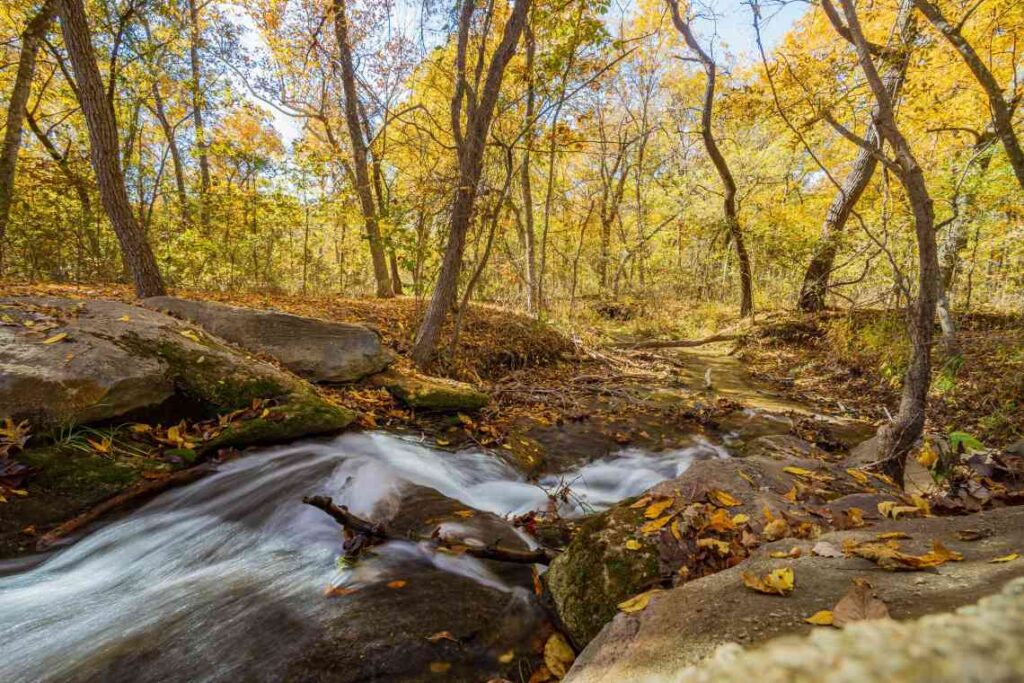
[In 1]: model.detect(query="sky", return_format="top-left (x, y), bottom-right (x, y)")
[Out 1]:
top-left (235, 0), bottom-right (808, 147)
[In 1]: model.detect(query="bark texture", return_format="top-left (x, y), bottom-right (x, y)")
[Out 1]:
top-left (58, 0), bottom-right (165, 296)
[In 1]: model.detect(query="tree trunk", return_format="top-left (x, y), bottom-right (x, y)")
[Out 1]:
top-left (187, 0), bottom-right (211, 229)
top-left (912, 0), bottom-right (1024, 191)
top-left (58, 0), bottom-right (165, 297)
top-left (520, 16), bottom-right (537, 313)
top-left (410, 0), bottom-right (530, 367)
top-left (837, 0), bottom-right (939, 487)
top-left (332, 0), bottom-right (392, 297)
top-left (665, 0), bottom-right (752, 317)
top-left (0, 0), bottom-right (57, 265)
top-left (151, 82), bottom-right (190, 222)
top-left (797, 4), bottom-right (913, 312)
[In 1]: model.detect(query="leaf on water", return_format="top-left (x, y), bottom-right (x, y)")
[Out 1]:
top-left (42, 332), bottom-right (68, 344)
top-left (989, 553), bottom-right (1020, 563)
top-left (453, 509), bottom-right (475, 518)
top-left (644, 498), bottom-right (674, 519)
top-left (426, 631), bottom-right (457, 643)
top-left (387, 580), bottom-right (407, 589)
top-left (618, 589), bottom-right (662, 613)
top-left (709, 489), bottom-right (741, 507)
top-left (831, 580), bottom-right (889, 626)
top-left (428, 662), bottom-right (451, 674)
top-left (625, 539), bottom-right (642, 550)
top-left (805, 610), bottom-right (834, 626)
top-left (543, 633), bottom-right (575, 679)
top-left (812, 541), bottom-right (843, 558)
top-left (497, 650), bottom-right (515, 663)
top-left (741, 567), bottom-right (794, 596)
top-left (323, 585), bottom-right (358, 597)
top-left (640, 515), bottom-right (672, 534)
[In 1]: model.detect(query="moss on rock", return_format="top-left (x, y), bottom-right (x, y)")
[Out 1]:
top-left (371, 368), bottom-right (489, 412)
top-left (546, 501), bottom-right (662, 647)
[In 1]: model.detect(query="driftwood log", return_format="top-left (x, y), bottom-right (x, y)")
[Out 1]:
top-left (302, 494), bottom-right (558, 565)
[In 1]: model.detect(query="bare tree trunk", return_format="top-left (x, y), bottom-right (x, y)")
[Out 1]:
top-left (0, 0), bottom-right (57, 267)
top-left (151, 83), bottom-right (190, 222)
top-left (912, 0), bottom-right (1024, 191)
top-left (58, 0), bottom-right (165, 296)
top-left (520, 16), bottom-right (538, 313)
top-left (797, 4), bottom-right (913, 312)
top-left (836, 0), bottom-right (939, 487)
top-left (411, 0), bottom-right (530, 367)
top-left (187, 0), bottom-right (211, 229)
top-left (332, 0), bottom-right (392, 297)
top-left (666, 0), bottom-right (753, 317)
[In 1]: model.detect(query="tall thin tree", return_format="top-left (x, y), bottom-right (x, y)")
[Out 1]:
top-left (410, 0), bottom-right (531, 366)
top-left (57, 0), bottom-right (165, 296)
top-left (665, 0), bottom-right (753, 317)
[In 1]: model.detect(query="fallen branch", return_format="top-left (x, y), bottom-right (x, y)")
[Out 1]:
top-left (610, 333), bottom-right (741, 350)
top-left (302, 494), bottom-right (559, 565)
top-left (36, 461), bottom-right (218, 551)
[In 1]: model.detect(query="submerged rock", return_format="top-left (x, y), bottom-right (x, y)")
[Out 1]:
top-left (144, 295), bottom-right (392, 383)
top-left (564, 505), bottom-right (1024, 683)
top-left (371, 368), bottom-right (489, 412)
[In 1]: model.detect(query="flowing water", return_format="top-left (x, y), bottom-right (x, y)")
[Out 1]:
top-left (0, 432), bottom-right (725, 682)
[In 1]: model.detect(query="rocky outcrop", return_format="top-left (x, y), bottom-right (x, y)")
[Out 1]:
top-left (370, 368), bottom-right (489, 412)
top-left (545, 453), bottom-right (901, 647)
top-left (143, 295), bottom-right (392, 383)
top-left (564, 506), bottom-right (1024, 683)
top-left (0, 296), bottom-right (354, 441)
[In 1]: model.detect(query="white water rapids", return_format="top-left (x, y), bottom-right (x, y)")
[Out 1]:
top-left (0, 432), bottom-right (725, 682)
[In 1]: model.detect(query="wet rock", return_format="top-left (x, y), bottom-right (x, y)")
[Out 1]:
top-left (563, 506), bottom-right (1024, 683)
top-left (371, 368), bottom-right (489, 412)
top-left (144, 295), bottom-right (392, 383)
top-left (742, 435), bottom-right (825, 461)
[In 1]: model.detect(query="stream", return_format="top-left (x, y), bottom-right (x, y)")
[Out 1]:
top-left (0, 431), bottom-right (726, 682)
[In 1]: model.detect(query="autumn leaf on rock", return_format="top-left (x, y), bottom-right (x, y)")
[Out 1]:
top-left (709, 489), bottom-right (741, 507)
top-left (640, 516), bottom-right (672, 534)
top-left (42, 332), bottom-right (68, 344)
top-left (618, 589), bottom-right (662, 613)
top-left (697, 537), bottom-right (732, 556)
top-left (543, 633), bottom-right (575, 679)
top-left (831, 579), bottom-right (889, 626)
top-left (625, 539), bottom-right (642, 550)
top-left (763, 518), bottom-right (789, 542)
top-left (741, 567), bottom-right (794, 596)
top-left (812, 541), bottom-right (843, 558)
top-left (805, 610), bottom-right (834, 626)
top-left (989, 553), bottom-right (1020, 563)
top-left (705, 507), bottom-right (736, 532)
top-left (426, 630), bottom-right (457, 643)
top-left (644, 498), bottom-right (674, 519)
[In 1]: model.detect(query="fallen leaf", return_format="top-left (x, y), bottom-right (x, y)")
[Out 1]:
top-left (783, 486), bottom-right (798, 503)
top-left (812, 541), bottom-right (843, 558)
top-left (543, 633), bottom-right (575, 679)
top-left (732, 513), bottom-right (750, 525)
top-left (763, 518), bottom-right (789, 542)
top-left (644, 498), bottom-right (674, 519)
top-left (117, 314), bottom-right (131, 322)
top-left (453, 510), bottom-right (475, 518)
top-left (955, 529), bottom-right (990, 541)
top-left (387, 580), bottom-right (407, 589)
top-left (705, 507), bottom-right (736, 532)
top-left (629, 496), bottom-right (652, 509)
top-left (741, 567), bottom-right (794, 596)
top-left (832, 580), bottom-right (890, 626)
top-left (670, 518), bottom-right (683, 541)
top-left (709, 489), bottom-right (741, 507)
top-left (916, 442), bottom-right (939, 468)
top-left (805, 610), bottom-right (834, 626)
top-left (426, 631), bottom-right (457, 643)
top-left (323, 585), bottom-right (358, 597)
top-left (497, 650), bottom-right (515, 664)
top-left (617, 589), bottom-right (662, 613)
top-left (429, 661), bottom-right (452, 674)
top-left (640, 515), bottom-right (672, 534)
top-left (850, 539), bottom-right (962, 570)
top-left (86, 437), bottom-right (111, 454)
top-left (877, 532), bottom-right (911, 540)
top-left (698, 537), bottom-right (732, 556)
top-left (783, 466), bottom-right (814, 478)
top-left (846, 468), bottom-right (870, 485)
top-left (42, 332), bottom-right (68, 344)
top-left (989, 553), bottom-right (1020, 563)
top-left (625, 539), bottom-right (642, 550)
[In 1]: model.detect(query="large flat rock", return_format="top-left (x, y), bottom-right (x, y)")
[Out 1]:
top-left (564, 506), bottom-right (1024, 683)
top-left (144, 296), bottom-right (391, 383)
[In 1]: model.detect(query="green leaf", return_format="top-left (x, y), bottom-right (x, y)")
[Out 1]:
top-left (948, 431), bottom-right (984, 453)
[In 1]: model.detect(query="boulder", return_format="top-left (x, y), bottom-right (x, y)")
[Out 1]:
top-left (563, 505), bottom-right (1024, 683)
top-left (143, 295), bottom-right (392, 383)
top-left (371, 368), bottom-right (489, 412)
top-left (545, 453), bottom-right (900, 647)
top-left (0, 296), bottom-right (354, 443)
